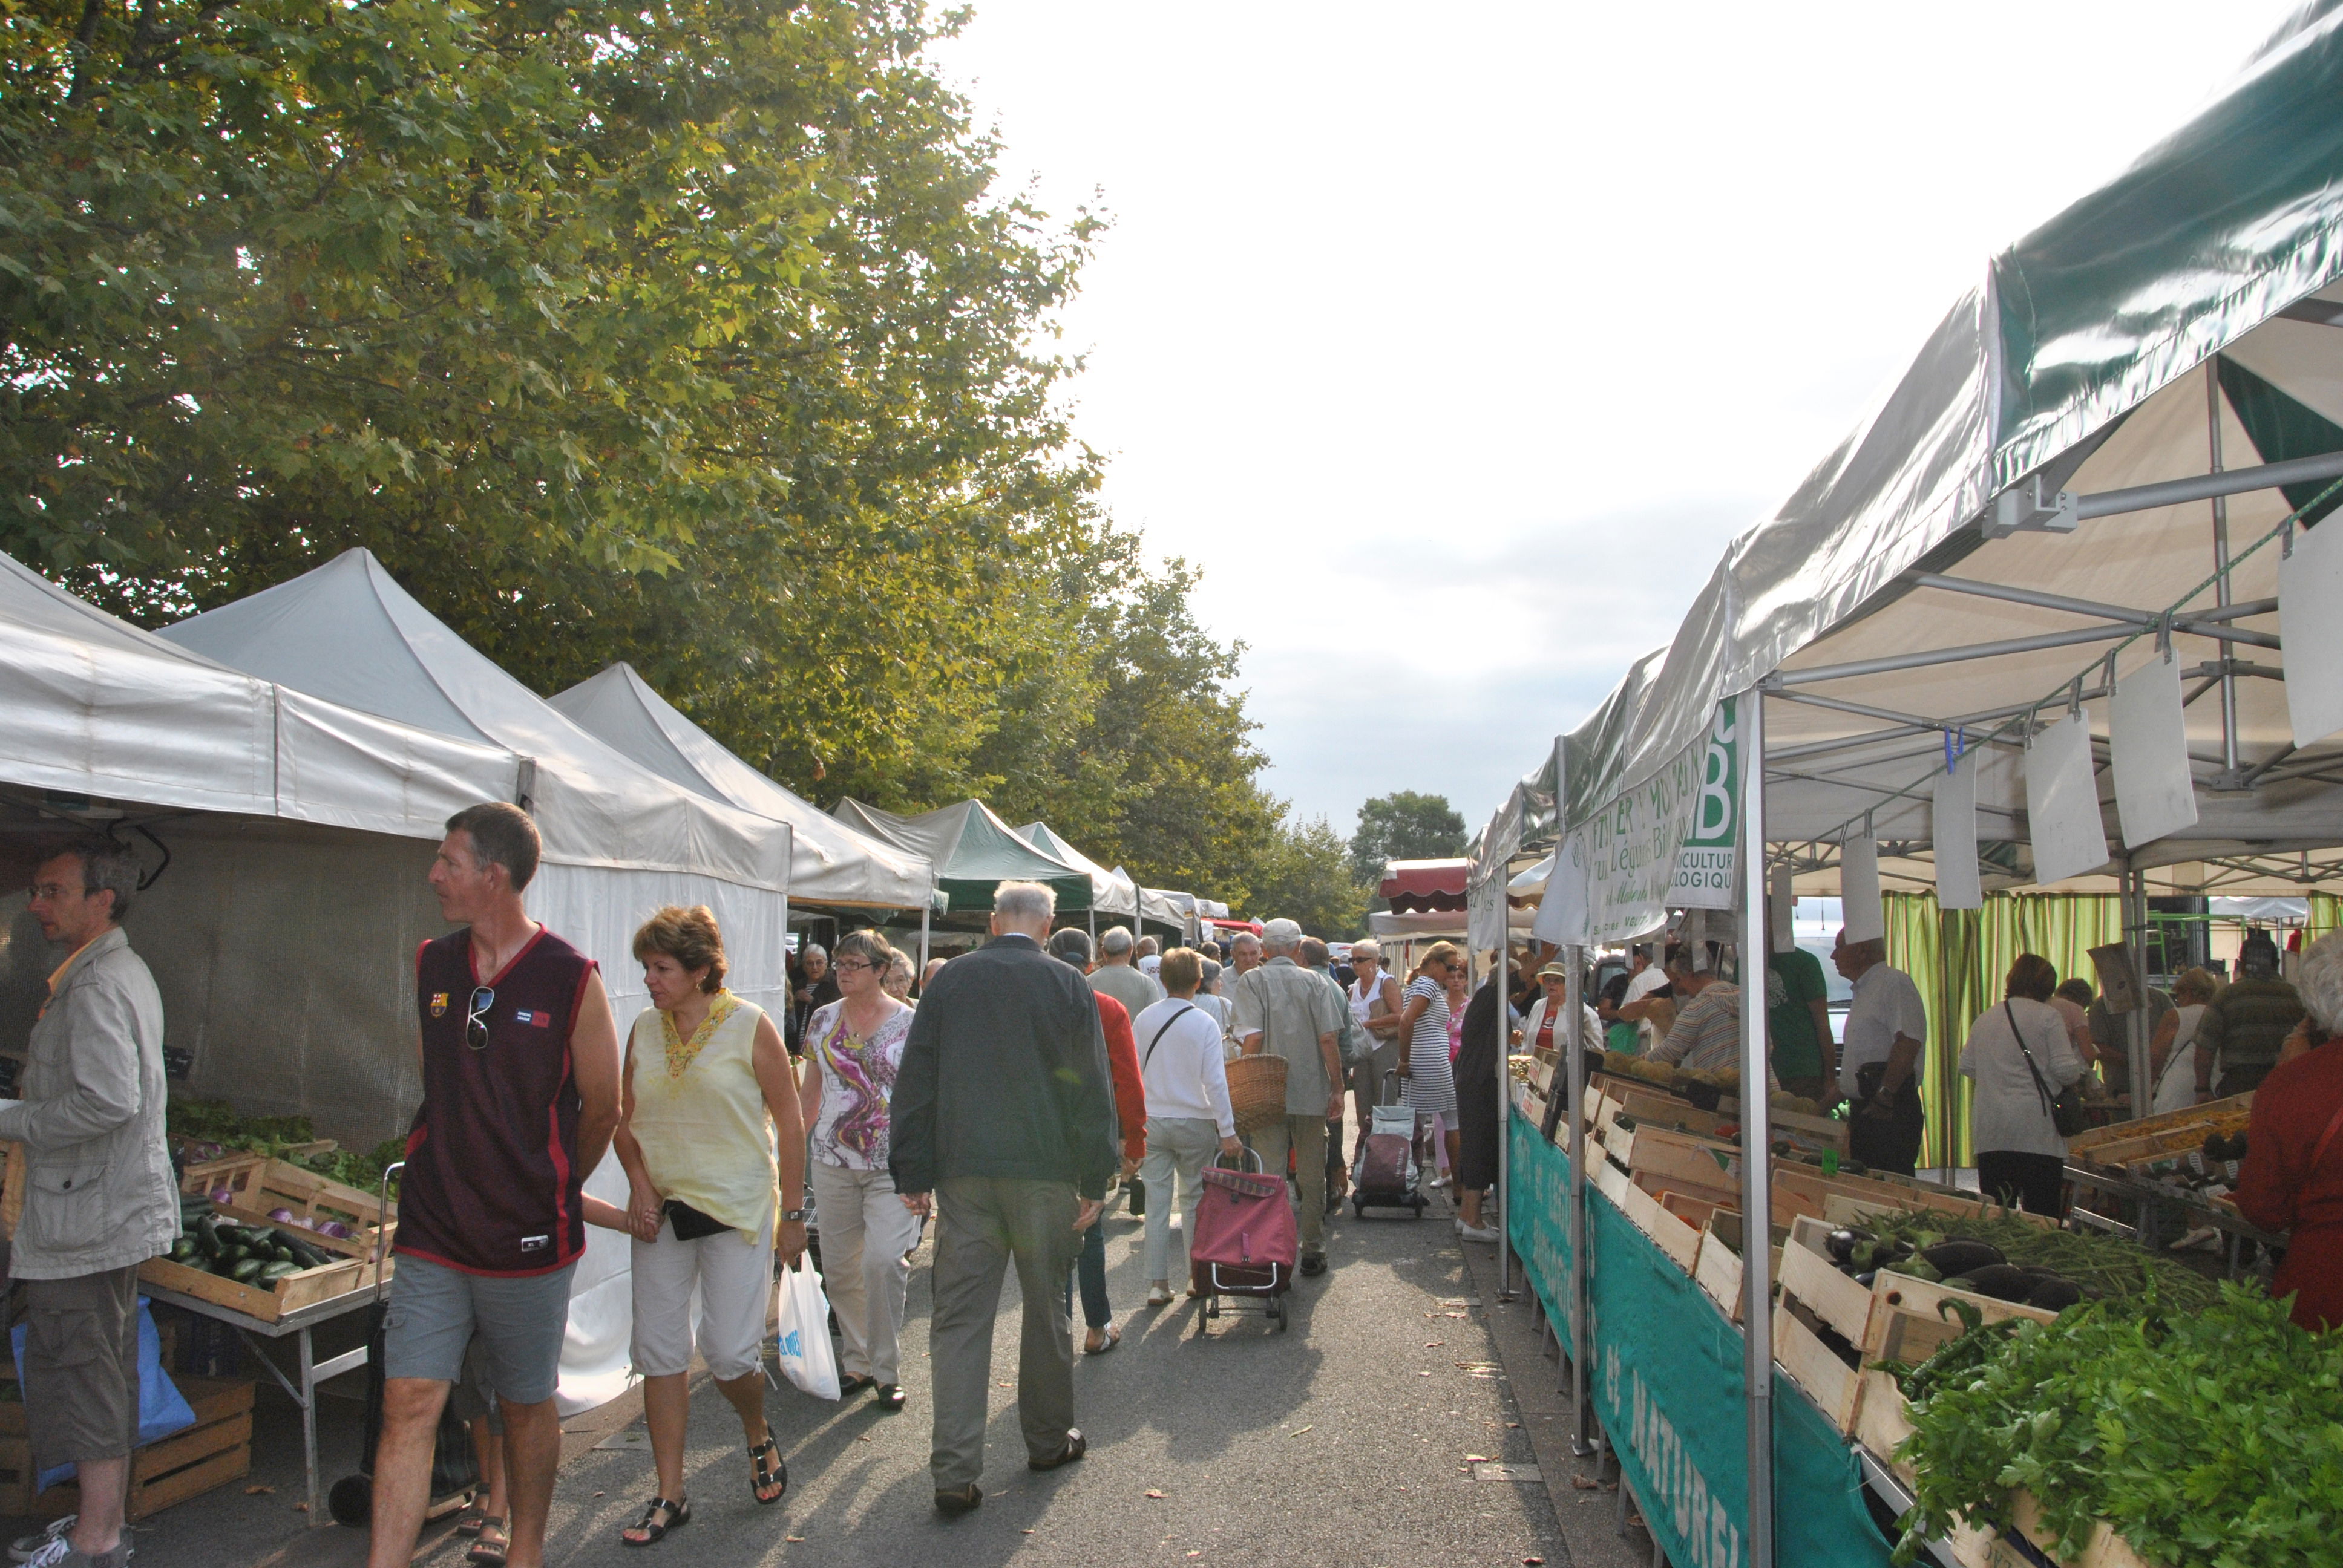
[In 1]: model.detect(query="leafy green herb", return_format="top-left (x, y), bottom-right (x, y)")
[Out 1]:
top-left (1891, 1284), bottom-right (2343, 1568)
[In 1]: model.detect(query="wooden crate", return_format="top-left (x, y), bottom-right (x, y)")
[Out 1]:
top-left (1693, 1209), bottom-right (1782, 1325)
top-left (2066, 1091), bottom-right (2252, 1160)
top-left (1782, 1214), bottom-right (1879, 1346)
top-left (0, 1376), bottom-right (253, 1520)
top-left (1628, 1126), bottom-right (1743, 1206)
top-left (139, 1250), bottom-right (385, 1323)
top-left (1863, 1273), bottom-right (2059, 1363)
top-left (1774, 1294), bottom-right (1863, 1431)
top-left (1658, 1190), bottom-right (1723, 1232)
top-left (183, 1156), bottom-right (395, 1259)
top-left (1593, 1152), bottom-right (1635, 1209)
top-left (1617, 1175), bottom-right (1705, 1272)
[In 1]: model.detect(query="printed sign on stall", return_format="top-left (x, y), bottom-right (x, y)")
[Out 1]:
top-left (1669, 697), bottom-right (1740, 910)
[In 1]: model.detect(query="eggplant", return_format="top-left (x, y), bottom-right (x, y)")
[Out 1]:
top-left (1921, 1240), bottom-right (2007, 1278)
top-left (1950, 1263), bottom-right (2035, 1302)
top-left (1826, 1228), bottom-right (1867, 1264)
top-left (2024, 1276), bottom-right (2084, 1311)
top-left (1854, 1270), bottom-right (1878, 1289)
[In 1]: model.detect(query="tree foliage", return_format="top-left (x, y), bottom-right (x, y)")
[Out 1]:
top-left (0, 0), bottom-right (1311, 904)
top-left (1349, 791), bottom-right (1467, 884)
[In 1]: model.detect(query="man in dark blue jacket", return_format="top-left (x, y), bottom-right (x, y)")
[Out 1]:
top-left (890, 880), bottom-right (1118, 1517)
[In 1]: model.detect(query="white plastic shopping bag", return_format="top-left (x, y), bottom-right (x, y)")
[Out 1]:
top-left (774, 1258), bottom-right (841, 1400)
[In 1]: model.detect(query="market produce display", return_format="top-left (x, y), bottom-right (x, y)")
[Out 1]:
top-left (1843, 1204), bottom-right (2223, 1313)
top-left (1596, 1051), bottom-right (1824, 1117)
top-left (167, 1096), bottom-right (405, 1197)
top-left (166, 1194), bottom-right (338, 1283)
top-left (1887, 1285), bottom-right (2343, 1568)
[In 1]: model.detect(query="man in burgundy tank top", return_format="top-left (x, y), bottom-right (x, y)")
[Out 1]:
top-left (367, 803), bottom-right (622, 1568)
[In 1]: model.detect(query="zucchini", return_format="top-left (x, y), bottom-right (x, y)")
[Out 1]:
top-left (229, 1258), bottom-right (266, 1282)
top-left (255, 1261), bottom-right (300, 1283)
top-left (278, 1235), bottom-right (331, 1270)
top-left (166, 1238), bottom-right (198, 1263)
top-left (194, 1214), bottom-right (224, 1261)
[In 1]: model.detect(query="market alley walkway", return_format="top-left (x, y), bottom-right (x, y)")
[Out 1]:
top-left (432, 1193), bottom-right (1569, 1568)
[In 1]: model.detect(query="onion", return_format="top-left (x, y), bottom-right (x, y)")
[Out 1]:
top-left (268, 1207), bottom-right (297, 1224)
top-left (209, 1187), bottom-right (234, 1204)
top-left (317, 1221), bottom-right (352, 1240)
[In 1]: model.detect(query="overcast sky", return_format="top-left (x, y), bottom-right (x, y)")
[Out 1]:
top-left (929, 2), bottom-right (2299, 843)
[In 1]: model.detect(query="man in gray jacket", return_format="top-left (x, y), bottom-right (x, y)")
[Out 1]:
top-left (4, 840), bottom-right (175, 1568)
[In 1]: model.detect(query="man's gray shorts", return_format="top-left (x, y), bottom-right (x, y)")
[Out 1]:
top-left (14, 1263), bottom-right (142, 1469)
top-left (382, 1255), bottom-right (575, 1406)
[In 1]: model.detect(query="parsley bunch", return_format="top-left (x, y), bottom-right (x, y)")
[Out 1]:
top-left (1893, 1284), bottom-right (2343, 1568)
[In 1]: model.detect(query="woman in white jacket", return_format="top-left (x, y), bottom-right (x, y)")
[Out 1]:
top-left (1959, 953), bottom-right (2085, 1215)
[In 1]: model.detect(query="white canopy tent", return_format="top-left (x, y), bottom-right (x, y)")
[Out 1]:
top-left (1016, 822), bottom-right (1139, 920)
top-left (161, 549), bottom-right (794, 1413)
top-left (550, 661), bottom-right (936, 913)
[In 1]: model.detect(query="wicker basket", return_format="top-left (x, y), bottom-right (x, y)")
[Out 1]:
top-left (1225, 1053), bottom-right (1290, 1136)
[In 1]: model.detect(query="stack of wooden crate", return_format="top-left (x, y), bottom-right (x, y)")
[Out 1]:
top-left (0, 1367), bottom-right (255, 1521)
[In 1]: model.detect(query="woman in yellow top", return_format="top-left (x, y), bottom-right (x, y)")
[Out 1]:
top-left (612, 906), bottom-right (807, 1547)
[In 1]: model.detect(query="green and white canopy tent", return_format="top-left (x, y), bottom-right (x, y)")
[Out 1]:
top-left (1017, 820), bottom-right (1139, 921)
top-left (1474, 7), bottom-right (2343, 1559)
top-left (833, 797), bottom-right (1093, 915)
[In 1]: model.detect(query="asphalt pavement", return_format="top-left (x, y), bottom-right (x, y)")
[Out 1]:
top-left (408, 1181), bottom-right (1581, 1568)
top-left (90, 1166), bottom-right (1663, 1568)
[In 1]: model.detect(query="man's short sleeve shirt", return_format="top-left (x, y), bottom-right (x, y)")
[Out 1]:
top-left (1838, 962), bottom-right (1927, 1100)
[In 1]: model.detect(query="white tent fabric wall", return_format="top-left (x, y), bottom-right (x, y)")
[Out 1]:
top-left (551, 662), bottom-right (936, 913)
top-left (1015, 823), bottom-right (1136, 918)
top-left (160, 549), bottom-right (797, 1414)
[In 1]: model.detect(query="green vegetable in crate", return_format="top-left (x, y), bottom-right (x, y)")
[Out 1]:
top-left (1871, 1296), bottom-right (2024, 1404)
top-left (229, 1258), bottom-right (266, 1282)
top-left (256, 1261), bottom-right (300, 1282)
top-left (1919, 1240), bottom-right (2004, 1277)
top-left (1889, 1284), bottom-right (2343, 1568)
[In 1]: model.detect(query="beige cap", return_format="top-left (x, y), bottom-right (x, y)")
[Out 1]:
top-left (1262, 917), bottom-right (1304, 944)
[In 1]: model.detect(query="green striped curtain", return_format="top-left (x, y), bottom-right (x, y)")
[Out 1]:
top-left (2310, 893), bottom-right (2343, 945)
top-left (1884, 892), bottom-right (2126, 1168)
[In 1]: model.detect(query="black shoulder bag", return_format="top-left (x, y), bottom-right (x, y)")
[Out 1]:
top-left (2006, 1000), bottom-right (2089, 1137)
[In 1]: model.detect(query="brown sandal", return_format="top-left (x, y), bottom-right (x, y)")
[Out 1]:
top-left (466, 1517), bottom-right (510, 1566)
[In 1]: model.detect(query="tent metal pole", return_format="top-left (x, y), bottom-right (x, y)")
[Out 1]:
top-left (1736, 688), bottom-right (1776, 1568)
top-left (2125, 861), bottom-right (2153, 1123)
top-left (1768, 684), bottom-right (2111, 735)
top-left (1498, 882), bottom-right (1514, 1302)
top-left (1564, 939), bottom-right (1594, 1457)
top-left (1775, 624), bottom-right (2133, 687)
top-left (1907, 572), bottom-right (2279, 650)
top-left (919, 905), bottom-right (930, 974)
top-left (2209, 363), bottom-right (2242, 779)
top-left (2073, 447), bottom-right (2343, 520)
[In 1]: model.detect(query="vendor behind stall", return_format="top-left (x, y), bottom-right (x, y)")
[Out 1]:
top-left (2233, 931), bottom-right (2343, 1333)
top-left (2, 838), bottom-right (177, 1568)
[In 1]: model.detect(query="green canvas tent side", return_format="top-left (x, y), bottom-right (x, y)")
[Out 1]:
top-left (833, 798), bottom-right (1093, 913)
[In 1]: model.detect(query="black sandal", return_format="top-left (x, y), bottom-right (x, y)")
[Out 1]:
top-left (621, 1496), bottom-right (689, 1547)
top-left (875, 1383), bottom-right (906, 1413)
top-left (466, 1517), bottom-right (510, 1566)
top-left (837, 1373), bottom-right (876, 1397)
top-left (749, 1436), bottom-right (788, 1504)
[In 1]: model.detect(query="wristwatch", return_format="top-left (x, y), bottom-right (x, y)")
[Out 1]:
top-left (781, 1207), bottom-right (810, 1223)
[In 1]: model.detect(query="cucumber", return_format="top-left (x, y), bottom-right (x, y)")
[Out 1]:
top-left (167, 1238), bottom-right (198, 1263)
top-left (256, 1261), bottom-right (300, 1282)
top-left (230, 1258), bottom-right (266, 1282)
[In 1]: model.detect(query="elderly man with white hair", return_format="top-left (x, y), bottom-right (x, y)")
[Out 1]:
top-left (1089, 924), bottom-right (1164, 1018)
top-left (2233, 930), bottom-right (2343, 1333)
top-left (889, 882), bottom-right (1119, 1517)
top-left (1229, 918), bottom-right (1348, 1276)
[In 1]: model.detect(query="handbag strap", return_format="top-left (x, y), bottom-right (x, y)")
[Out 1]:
top-left (1143, 1003), bottom-right (1196, 1073)
top-left (2309, 1096), bottom-right (2343, 1177)
top-left (2006, 1000), bottom-right (2057, 1119)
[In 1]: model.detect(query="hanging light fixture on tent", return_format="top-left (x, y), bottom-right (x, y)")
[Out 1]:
top-left (2280, 504), bottom-right (2343, 747)
top-left (2109, 639), bottom-right (2200, 848)
top-left (1840, 834), bottom-right (1884, 943)
top-left (1932, 744), bottom-right (1983, 910)
top-left (2025, 700), bottom-right (2111, 886)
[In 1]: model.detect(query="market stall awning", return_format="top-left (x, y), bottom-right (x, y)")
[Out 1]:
top-left (834, 798), bottom-right (1091, 913)
top-left (0, 548), bottom-right (522, 838)
top-left (551, 662), bottom-right (936, 912)
top-left (1381, 857), bottom-right (1470, 912)
top-left (160, 550), bottom-right (791, 890)
top-left (1016, 822), bottom-right (1138, 918)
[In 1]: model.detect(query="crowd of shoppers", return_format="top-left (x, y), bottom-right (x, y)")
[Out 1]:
top-left (34, 785), bottom-right (2343, 1566)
